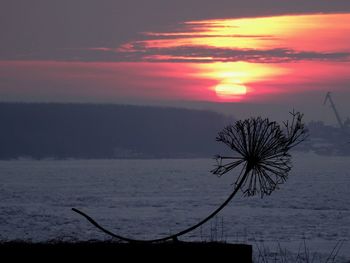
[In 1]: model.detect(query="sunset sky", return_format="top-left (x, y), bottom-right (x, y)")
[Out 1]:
top-left (1, 1), bottom-right (350, 123)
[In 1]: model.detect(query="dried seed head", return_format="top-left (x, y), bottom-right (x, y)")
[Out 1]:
top-left (212, 111), bottom-right (308, 197)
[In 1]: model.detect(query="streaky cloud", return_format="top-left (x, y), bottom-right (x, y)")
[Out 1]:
top-left (116, 44), bottom-right (350, 63)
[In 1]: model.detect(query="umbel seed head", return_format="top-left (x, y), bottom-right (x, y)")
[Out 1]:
top-left (212, 111), bottom-right (308, 197)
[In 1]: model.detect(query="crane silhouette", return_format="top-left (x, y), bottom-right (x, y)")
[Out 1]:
top-left (324, 92), bottom-right (345, 129)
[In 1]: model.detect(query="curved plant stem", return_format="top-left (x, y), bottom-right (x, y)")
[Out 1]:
top-left (72, 168), bottom-right (251, 243)
top-left (72, 208), bottom-right (139, 243)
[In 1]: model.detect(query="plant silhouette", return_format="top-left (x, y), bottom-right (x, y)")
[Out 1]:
top-left (72, 111), bottom-right (308, 243)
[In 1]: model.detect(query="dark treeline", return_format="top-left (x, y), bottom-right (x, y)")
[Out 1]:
top-left (0, 103), bottom-right (233, 159)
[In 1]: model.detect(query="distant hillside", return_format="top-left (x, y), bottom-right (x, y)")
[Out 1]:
top-left (0, 103), bottom-right (233, 159)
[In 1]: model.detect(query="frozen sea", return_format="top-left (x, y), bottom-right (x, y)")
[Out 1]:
top-left (0, 152), bottom-right (349, 261)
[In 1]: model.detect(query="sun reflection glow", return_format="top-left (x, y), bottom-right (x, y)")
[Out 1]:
top-left (191, 62), bottom-right (288, 100)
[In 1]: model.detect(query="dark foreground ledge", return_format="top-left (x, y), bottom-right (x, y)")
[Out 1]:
top-left (0, 241), bottom-right (252, 262)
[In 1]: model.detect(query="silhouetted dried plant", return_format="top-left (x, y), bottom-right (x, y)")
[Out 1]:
top-left (73, 111), bottom-right (308, 243)
top-left (212, 110), bottom-right (307, 197)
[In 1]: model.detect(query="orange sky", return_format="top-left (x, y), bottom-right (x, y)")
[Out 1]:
top-left (1, 13), bottom-right (350, 106)
top-left (123, 13), bottom-right (350, 102)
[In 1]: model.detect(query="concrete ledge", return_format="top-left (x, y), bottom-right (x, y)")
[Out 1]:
top-left (0, 241), bottom-right (252, 262)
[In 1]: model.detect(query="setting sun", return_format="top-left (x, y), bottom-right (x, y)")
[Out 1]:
top-left (215, 82), bottom-right (247, 99)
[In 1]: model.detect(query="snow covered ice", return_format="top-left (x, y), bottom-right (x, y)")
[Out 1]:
top-left (0, 152), bottom-right (349, 261)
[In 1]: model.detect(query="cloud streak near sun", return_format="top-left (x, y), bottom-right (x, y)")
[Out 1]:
top-left (114, 13), bottom-right (350, 63)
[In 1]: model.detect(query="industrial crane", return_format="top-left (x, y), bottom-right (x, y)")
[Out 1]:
top-left (323, 92), bottom-right (346, 129)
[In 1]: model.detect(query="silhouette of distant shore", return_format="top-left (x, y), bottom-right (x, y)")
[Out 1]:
top-left (0, 102), bottom-right (348, 159)
top-left (0, 102), bottom-right (232, 160)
